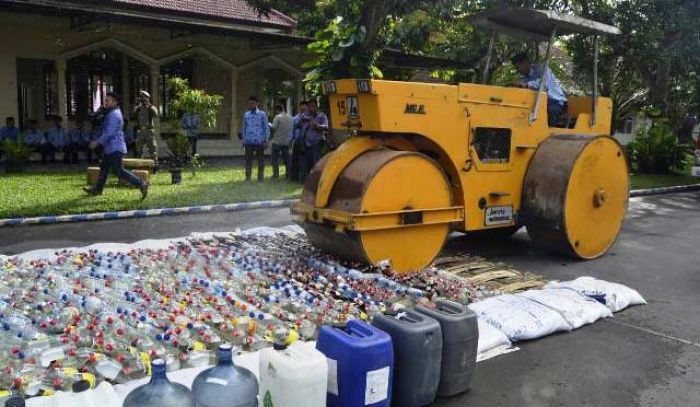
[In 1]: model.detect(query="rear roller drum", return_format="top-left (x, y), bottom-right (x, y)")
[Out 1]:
top-left (301, 149), bottom-right (453, 272)
top-left (522, 135), bottom-right (629, 259)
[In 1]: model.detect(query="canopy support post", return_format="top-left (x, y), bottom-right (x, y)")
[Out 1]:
top-left (529, 28), bottom-right (557, 125)
top-left (591, 35), bottom-right (600, 127)
top-left (482, 33), bottom-right (497, 84)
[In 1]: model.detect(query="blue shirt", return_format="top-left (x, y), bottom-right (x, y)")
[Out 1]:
top-left (241, 109), bottom-right (269, 146)
top-left (96, 107), bottom-right (127, 155)
top-left (47, 127), bottom-right (68, 148)
top-left (0, 126), bottom-right (19, 142)
top-left (296, 112), bottom-right (329, 147)
top-left (69, 128), bottom-right (90, 145)
top-left (522, 64), bottom-right (567, 105)
top-left (24, 129), bottom-right (45, 145)
top-left (181, 113), bottom-right (200, 139)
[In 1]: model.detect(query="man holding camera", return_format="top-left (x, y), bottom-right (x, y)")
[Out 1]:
top-left (295, 99), bottom-right (328, 181)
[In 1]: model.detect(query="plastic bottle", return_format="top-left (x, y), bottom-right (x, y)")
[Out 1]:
top-left (123, 359), bottom-right (195, 407)
top-left (192, 343), bottom-right (258, 407)
top-left (258, 329), bottom-right (327, 407)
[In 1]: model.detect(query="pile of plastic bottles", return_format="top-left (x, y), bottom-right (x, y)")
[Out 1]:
top-left (0, 231), bottom-right (485, 400)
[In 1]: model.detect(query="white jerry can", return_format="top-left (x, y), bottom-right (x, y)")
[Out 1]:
top-left (258, 340), bottom-right (328, 407)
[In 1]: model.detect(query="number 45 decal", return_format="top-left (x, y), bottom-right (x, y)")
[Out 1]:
top-left (337, 97), bottom-right (360, 118)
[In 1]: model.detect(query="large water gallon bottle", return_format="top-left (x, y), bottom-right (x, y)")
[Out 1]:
top-left (415, 299), bottom-right (479, 397)
top-left (372, 310), bottom-right (442, 407)
top-left (192, 343), bottom-right (258, 407)
top-left (316, 319), bottom-right (393, 407)
top-left (123, 359), bottom-right (195, 407)
top-left (258, 329), bottom-right (328, 407)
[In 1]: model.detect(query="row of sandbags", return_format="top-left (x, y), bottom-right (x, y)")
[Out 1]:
top-left (472, 276), bottom-right (647, 354)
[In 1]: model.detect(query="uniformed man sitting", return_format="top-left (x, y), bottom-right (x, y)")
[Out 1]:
top-left (68, 120), bottom-right (91, 163)
top-left (0, 117), bottom-right (20, 142)
top-left (23, 119), bottom-right (51, 163)
top-left (46, 115), bottom-right (68, 163)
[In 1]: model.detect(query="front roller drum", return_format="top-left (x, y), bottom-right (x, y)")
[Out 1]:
top-left (522, 135), bottom-right (629, 259)
top-left (300, 149), bottom-right (455, 272)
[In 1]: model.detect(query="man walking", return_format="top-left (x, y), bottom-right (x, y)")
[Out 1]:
top-left (133, 90), bottom-right (159, 165)
top-left (240, 96), bottom-right (269, 182)
top-left (84, 92), bottom-right (149, 199)
top-left (295, 99), bottom-right (328, 180)
top-left (269, 104), bottom-right (293, 179)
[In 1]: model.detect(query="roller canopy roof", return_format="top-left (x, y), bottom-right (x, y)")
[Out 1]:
top-left (468, 8), bottom-right (621, 39)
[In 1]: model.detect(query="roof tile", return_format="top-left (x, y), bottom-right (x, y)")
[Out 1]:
top-left (104, 0), bottom-right (295, 29)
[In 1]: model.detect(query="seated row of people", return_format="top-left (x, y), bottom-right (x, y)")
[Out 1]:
top-left (0, 116), bottom-right (136, 163)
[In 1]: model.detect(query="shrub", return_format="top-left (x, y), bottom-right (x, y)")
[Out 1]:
top-left (628, 120), bottom-right (695, 174)
top-left (1, 137), bottom-right (33, 172)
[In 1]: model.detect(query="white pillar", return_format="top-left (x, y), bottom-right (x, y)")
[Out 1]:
top-left (230, 67), bottom-right (238, 140)
top-left (56, 58), bottom-right (67, 120)
top-left (149, 65), bottom-right (160, 112)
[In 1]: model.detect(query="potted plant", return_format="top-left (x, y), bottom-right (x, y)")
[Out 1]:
top-left (1, 137), bottom-right (33, 173)
top-left (165, 77), bottom-right (222, 184)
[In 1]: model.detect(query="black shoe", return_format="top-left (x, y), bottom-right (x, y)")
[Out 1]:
top-left (139, 182), bottom-right (149, 200)
top-left (83, 186), bottom-right (101, 196)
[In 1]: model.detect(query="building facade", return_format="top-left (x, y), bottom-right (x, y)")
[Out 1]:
top-left (1, 0), bottom-right (308, 155)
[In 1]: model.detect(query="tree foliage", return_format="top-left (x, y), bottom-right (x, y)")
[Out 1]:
top-left (248, 0), bottom-right (700, 130)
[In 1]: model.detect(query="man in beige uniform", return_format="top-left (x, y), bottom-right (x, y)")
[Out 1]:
top-left (133, 90), bottom-right (159, 163)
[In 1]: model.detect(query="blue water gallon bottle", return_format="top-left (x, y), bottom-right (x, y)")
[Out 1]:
top-left (316, 319), bottom-right (393, 407)
top-left (123, 358), bottom-right (195, 407)
top-left (192, 343), bottom-right (258, 407)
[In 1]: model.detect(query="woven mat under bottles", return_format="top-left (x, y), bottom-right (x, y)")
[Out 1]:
top-left (432, 255), bottom-right (547, 293)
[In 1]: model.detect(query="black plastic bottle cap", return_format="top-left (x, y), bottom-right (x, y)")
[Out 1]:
top-left (72, 379), bottom-right (91, 393)
top-left (4, 396), bottom-right (25, 407)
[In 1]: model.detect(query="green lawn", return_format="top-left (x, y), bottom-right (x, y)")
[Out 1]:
top-left (1, 165), bottom-right (698, 219)
top-left (0, 164), bottom-right (302, 219)
top-left (630, 174), bottom-right (700, 190)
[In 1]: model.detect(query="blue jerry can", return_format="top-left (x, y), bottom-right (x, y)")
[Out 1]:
top-left (316, 319), bottom-right (394, 407)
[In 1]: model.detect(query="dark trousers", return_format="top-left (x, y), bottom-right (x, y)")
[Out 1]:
top-left (244, 144), bottom-right (265, 181)
top-left (95, 152), bottom-right (143, 193)
top-left (301, 141), bottom-right (323, 182)
top-left (548, 100), bottom-right (567, 127)
top-left (289, 140), bottom-right (302, 182)
top-left (68, 143), bottom-right (88, 163)
top-left (188, 136), bottom-right (198, 156)
top-left (271, 144), bottom-right (289, 179)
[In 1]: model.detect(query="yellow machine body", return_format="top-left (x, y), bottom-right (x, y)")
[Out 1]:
top-left (292, 79), bottom-right (629, 272)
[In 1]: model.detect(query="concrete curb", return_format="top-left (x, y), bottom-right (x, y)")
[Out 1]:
top-left (629, 183), bottom-right (700, 197)
top-left (0, 200), bottom-right (296, 227)
top-left (1, 183), bottom-right (698, 227)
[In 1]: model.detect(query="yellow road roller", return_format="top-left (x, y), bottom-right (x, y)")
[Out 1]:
top-left (291, 9), bottom-right (629, 273)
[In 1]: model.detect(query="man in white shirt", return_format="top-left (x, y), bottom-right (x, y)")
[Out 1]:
top-left (269, 104), bottom-right (293, 179)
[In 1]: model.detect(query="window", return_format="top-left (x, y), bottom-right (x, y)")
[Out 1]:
top-left (472, 127), bottom-right (512, 163)
top-left (43, 64), bottom-right (58, 117)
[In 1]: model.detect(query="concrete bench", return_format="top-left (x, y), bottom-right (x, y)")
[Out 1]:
top-left (87, 167), bottom-right (150, 187)
top-left (122, 158), bottom-right (155, 171)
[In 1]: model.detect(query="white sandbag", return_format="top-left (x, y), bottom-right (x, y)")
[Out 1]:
top-left (518, 288), bottom-right (613, 329)
top-left (477, 317), bottom-right (511, 353)
top-left (468, 294), bottom-right (571, 341)
top-left (545, 276), bottom-right (646, 312)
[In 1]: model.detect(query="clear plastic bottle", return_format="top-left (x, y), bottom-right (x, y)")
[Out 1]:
top-left (192, 343), bottom-right (258, 407)
top-left (123, 359), bottom-right (195, 407)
